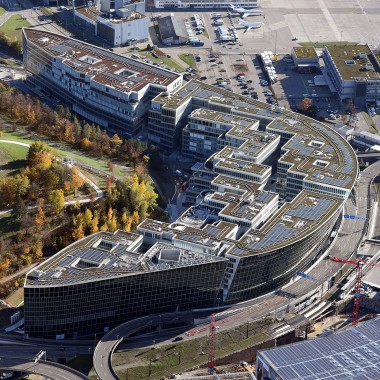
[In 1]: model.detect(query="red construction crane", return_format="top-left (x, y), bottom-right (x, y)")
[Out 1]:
top-left (207, 313), bottom-right (216, 374)
top-left (329, 256), bottom-right (380, 325)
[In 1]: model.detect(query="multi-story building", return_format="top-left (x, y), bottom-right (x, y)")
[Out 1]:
top-left (323, 44), bottom-right (380, 105)
top-left (22, 29), bottom-right (182, 136)
top-left (182, 109), bottom-right (259, 160)
top-left (99, 0), bottom-right (146, 13)
top-left (24, 230), bottom-right (227, 339)
top-left (154, 0), bottom-right (259, 9)
top-left (291, 46), bottom-right (319, 73)
top-left (24, 79), bottom-right (358, 338)
top-left (145, 80), bottom-right (357, 303)
top-left (74, 5), bottom-right (148, 47)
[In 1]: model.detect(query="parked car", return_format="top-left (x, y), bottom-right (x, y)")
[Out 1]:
top-left (200, 76), bottom-right (207, 80)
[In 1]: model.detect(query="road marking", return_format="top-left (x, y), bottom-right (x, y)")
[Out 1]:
top-left (317, 0), bottom-right (342, 41)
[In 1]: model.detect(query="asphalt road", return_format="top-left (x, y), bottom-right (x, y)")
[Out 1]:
top-left (0, 356), bottom-right (88, 380)
top-left (93, 311), bottom-right (194, 380)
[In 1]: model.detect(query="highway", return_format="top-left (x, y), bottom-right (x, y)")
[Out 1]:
top-left (93, 161), bottom-right (380, 380)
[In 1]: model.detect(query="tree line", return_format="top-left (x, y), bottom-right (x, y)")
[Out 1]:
top-left (0, 81), bottom-right (150, 169)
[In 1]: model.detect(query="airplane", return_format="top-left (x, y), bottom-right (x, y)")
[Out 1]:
top-left (238, 18), bottom-right (264, 31)
top-left (229, 4), bottom-right (263, 18)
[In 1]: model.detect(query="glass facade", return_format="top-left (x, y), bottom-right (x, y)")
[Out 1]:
top-left (24, 260), bottom-right (226, 338)
top-left (225, 208), bottom-right (340, 304)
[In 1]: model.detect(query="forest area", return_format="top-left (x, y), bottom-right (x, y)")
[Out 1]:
top-left (0, 80), bottom-right (160, 302)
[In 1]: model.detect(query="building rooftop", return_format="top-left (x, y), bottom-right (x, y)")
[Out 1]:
top-left (25, 231), bottom-right (225, 286)
top-left (230, 190), bottom-right (344, 256)
top-left (325, 44), bottom-right (380, 81)
top-left (267, 118), bottom-right (356, 190)
top-left (158, 15), bottom-right (188, 40)
top-left (259, 317), bottom-right (380, 380)
top-left (293, 46), bottom-right (318, 59)
top-left (75, 5), bottom-right (147, 23)
top-left (22, 29), bottom-right (181, 93)
top-left (190, 108), bottom-right (258, 128)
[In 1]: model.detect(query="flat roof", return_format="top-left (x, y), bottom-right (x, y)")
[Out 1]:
top-left (190, 108), bottom-right (258, 127)
top-left (259, 317), bottom-right (380, 380)
top-left (293, 46), bottom-right (318, 59)
top-left (75, 6), bottom-right (147, 23)
top-left (25, 231), bottom-right (225, 286)
top-left (154, 80), bottom-right (357, 191)
top-left (230, 190), bottom-right (344, 256)
top-left (23, 29), bottom-right (181, 93)
top-left (325, 44), bottom-right (380, 81)
top-left (267, 118), bottom-right (356, 190)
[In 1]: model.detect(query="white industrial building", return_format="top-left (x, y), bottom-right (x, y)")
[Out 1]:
top-left (74, 2), bottom-right (148, 47)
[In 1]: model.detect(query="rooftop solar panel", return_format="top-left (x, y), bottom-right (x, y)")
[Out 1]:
top-left (260, 318), bottom-right (380, 380)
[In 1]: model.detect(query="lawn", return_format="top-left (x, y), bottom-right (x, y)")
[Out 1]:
top-left (0, 14), bottom-right (31, 41)
top-left (0, 6), bottom-right (5, 16)
top-left (299, 41), bottom-right (357, 48)
top-left (111, 319), bottom-right (271, 380)
top-left (0, 131), bottom-right (111, 172)
top-left (179, 53), bottom-right (196, 68)
top-left (0, 141), bottom-right (28, 177)
top-left (0, 212), bottom-right (20, 240)
top-left (132, 51), bottom-right (184, 72)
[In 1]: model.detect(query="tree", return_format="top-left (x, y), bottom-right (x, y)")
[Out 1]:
top-left (298, 97), bottom-right (312, 113)
top-left (90, 216), bottom-right (99, 233)
top-left (110, 133), bottom-right (122, 149)
top-left (72, 223), bottom-right (84, 241)
top-left (34, 206), bottom-right (45, 228)
top-left (71, 168), bottom-right (85, 195)
top-left (49, 189), bottom-right (65, 215)
top-left (27, 141), bottom-right (51, 165)
top-left (32, 240), bottom-right (44, 259)
top-left (11, 197), bottom-right (27, 221)
top-left (83, 208), bottom-right (93, 228)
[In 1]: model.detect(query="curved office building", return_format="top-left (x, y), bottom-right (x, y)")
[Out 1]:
top-left (23, 32), bottom-right (358, 338)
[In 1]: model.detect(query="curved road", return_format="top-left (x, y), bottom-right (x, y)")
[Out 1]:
top-left (0, 356), bottom-right (88, 380)
top-left (94, 311), bottom-right (194, 380)
top-left (94, 161), bottom-right (380, 380)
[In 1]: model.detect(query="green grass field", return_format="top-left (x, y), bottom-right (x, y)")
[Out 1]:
top-left (0, 141), bottom-right (28, 178)
top-left (179, 53), bottom-right (196, 68)
top-left (299, 41), bottom-right (356, 48)
top-left (0, 131), bottom-right (111, 172)
top-left (0, 14), bottom-right (31, 41)
top-left (0, 212), bottom-right (20, 240)
top-left (0, 6), bottom-right (6, 16)
top-left (111, 321), bottom-right (270, 380)
top-left (132, 51), bottom-right (184, 72)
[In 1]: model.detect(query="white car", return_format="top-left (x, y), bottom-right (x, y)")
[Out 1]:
top-left (330, 114), bottom-right (336, 120)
